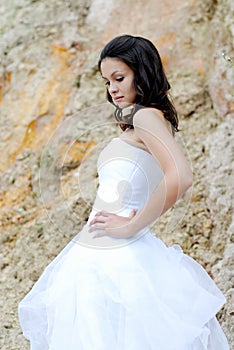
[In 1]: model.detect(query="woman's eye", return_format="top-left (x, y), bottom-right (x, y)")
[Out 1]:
top-left (104, 77), bottom-right (124, 87)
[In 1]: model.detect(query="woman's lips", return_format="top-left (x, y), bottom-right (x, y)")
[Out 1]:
top-left (114, 96), bottom-right (124, 102)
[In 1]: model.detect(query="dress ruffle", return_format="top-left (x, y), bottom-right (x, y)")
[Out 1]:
top-left (18, 230), bottom-right (229, 350)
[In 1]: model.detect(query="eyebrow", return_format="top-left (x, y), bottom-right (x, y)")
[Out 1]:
top-left (101, 70), bottom-right (124, 80)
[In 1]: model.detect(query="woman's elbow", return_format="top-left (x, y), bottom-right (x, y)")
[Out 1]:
top-left (166, 167), bottom-right (193, 197)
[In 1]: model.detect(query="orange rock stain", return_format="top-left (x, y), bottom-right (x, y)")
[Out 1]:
top-left (5, 45), bottom-right (76, 170)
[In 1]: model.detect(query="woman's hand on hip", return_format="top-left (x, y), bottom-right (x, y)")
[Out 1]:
top-left (88, 209), bottom-right (137, 239)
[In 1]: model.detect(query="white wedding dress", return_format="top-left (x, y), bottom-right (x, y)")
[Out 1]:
top-left (18, 137), bottom-right (229, 350)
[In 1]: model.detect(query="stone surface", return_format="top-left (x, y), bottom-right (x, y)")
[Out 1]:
top-left (0, 0), bottom-right (233, 349)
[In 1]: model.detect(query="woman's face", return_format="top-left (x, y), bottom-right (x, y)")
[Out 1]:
top-left (100, 58), bottom-right (137, 108)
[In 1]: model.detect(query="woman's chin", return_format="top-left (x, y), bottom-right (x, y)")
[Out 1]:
top-left (116, 101), bottom-right (133, 109)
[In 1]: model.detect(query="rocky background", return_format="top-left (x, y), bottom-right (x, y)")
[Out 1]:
top-left (0, 0), bottom-right (233, 348)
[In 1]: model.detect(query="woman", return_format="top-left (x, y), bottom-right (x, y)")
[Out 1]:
top-left (19, 35), bottom-right (229, 349)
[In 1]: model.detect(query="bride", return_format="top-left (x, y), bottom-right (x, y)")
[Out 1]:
top-left (18, 34), bottom-right (229, 349)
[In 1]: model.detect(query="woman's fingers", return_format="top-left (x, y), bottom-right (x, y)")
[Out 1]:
top-left (89, 211), bottom-right (111, 224)
top-left (95, 210), bottom-right (109, 217)
top-left (88, 222), bottom-right (106, 232)
top-left (88, 209), bottom-right (138, 238)
top-left (129, 209), bottom-right (137, 218)
top-left (89, 215), bottom-right (106, 225)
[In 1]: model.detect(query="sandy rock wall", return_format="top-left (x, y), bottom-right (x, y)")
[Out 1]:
top-left (0, 0), bottom-right (233, 348)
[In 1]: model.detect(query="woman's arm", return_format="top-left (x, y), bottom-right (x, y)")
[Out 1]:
top-left (127, 108), bottom-right (193, 234)
top-left (89, 108), bottom-right (193, 238)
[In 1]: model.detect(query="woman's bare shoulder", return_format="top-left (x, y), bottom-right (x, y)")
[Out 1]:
top-left (133, 107), bottom-right (173, 136)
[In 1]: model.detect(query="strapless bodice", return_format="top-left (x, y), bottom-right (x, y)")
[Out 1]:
top-left (87, 137), bottom-right (164, 224)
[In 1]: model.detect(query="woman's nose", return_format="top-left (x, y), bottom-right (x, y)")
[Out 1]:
top-left (108, 82), bottom-right (118, 94)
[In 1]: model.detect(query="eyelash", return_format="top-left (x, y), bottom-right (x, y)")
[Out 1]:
top-left (105, 77), bottom-right (124, 86)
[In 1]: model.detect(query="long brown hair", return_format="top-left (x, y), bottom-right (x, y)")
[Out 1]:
top-left (98, 34), bottom-right (178, 132)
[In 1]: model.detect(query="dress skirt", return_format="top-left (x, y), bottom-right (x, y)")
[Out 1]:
top-left (18, 226), bottom-right (229, 350)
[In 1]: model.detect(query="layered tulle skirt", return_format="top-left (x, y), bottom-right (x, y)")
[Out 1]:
top-left (18, 226), bottom-right (229, 349)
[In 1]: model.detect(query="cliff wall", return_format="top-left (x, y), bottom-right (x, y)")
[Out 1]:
top-left (0, 0), bottom-right (233, 348)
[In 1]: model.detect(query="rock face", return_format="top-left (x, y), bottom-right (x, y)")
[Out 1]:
top-left (0, 0), bottom-right (233, 348)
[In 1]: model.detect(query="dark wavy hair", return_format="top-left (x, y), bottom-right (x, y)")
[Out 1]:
top-left (98, 34), bottom-right (178, 132)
